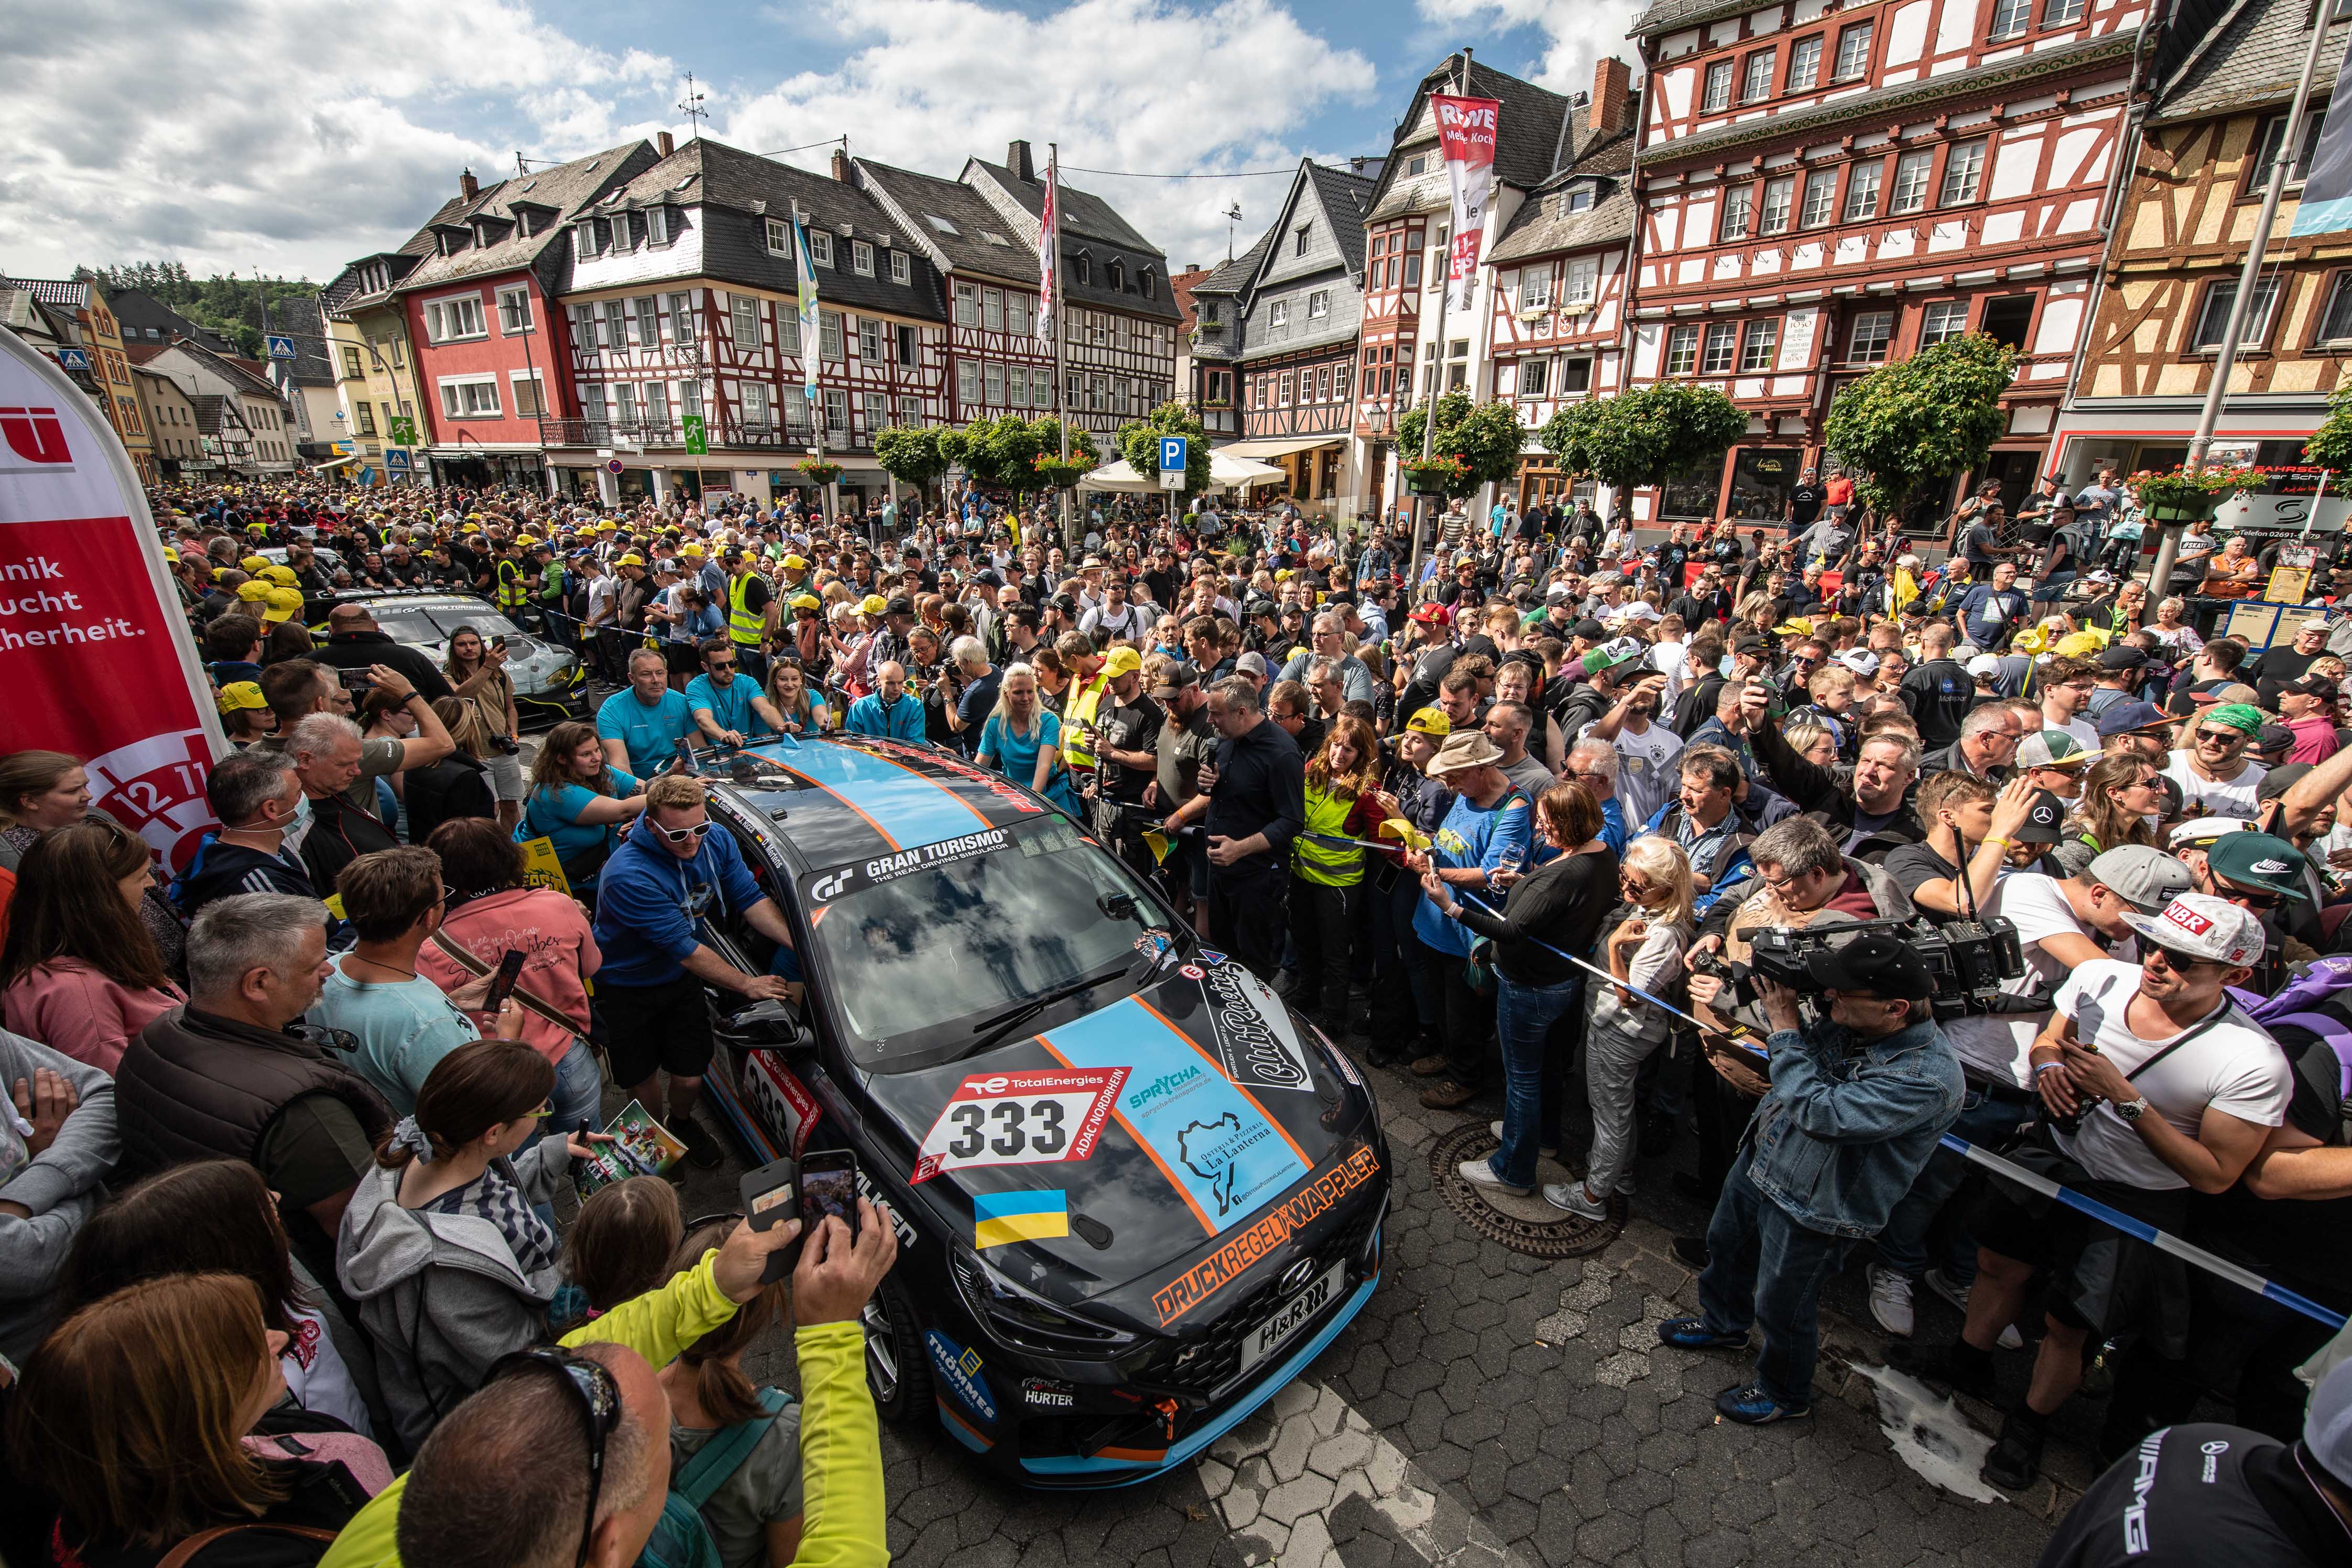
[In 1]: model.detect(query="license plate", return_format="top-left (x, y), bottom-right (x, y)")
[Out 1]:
top-left (1238, 1261), bottom-right (1345, 1377)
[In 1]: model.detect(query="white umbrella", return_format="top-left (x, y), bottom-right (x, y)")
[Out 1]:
top-left (1079, 450), bottom-right (1288, 492)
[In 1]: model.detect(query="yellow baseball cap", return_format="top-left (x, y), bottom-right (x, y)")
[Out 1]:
top-left (236, 580), bottom-right (272, 603)
top-left (514, 534), bottom-right (540, 548)
top-left (163, 547), bottom-right (180, 562)
top-left (260, 565), bottom-right (298, 587)
top-left (2055, 630), bottom-right (2106, 660)
top-left (462, 524), bottom-right (482, 535)
top-left (239, 554), bottom-right (270, 573)
top-left (261, 587), bottom-right (305, 623)
top-left (681, 543), bottom-right (705, 558)
top-left (216, 681), bottom-right (267, 714)
top-left (596, 520), bottom-right (619, 533)
top-left (616, 552), bottom-right (646, 567)
top-left (1102, 647), bottom-right (1145, 679)
top-left (1403, 708), bottom-right (1452, 737)
top-left (1772, 617), bottom-right (1814, 637)
top-left (859, 594), bottom-right (888, 615)
top-left (789, 593), bottom-right (823, 611)
top-left (782, 554), bottom-right (809, 570)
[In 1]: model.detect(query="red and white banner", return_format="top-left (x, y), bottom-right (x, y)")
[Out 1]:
top-left (0, 332), bottom-right (224, 867)
top-left (1037, 153), bottom-right (1060, 345)
top-left (1432, 94), bottom-right (1502, 315)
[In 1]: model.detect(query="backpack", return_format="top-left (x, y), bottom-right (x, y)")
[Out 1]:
top-left (2230, 960), bottom-right (2352, 1145)
top-left (636, 1387), bottom-right (794, 1568)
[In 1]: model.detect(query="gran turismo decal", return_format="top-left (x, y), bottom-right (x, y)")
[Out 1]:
top-left (805, 827), bottom-right (1009, 902)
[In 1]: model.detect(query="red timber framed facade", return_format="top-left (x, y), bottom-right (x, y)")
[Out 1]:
top-left (1625, 0), bottom-right (2155, 528)
top-left (551, 139), bottom-right (950, 510)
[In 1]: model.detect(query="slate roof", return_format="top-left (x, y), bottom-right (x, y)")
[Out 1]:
top-left (106, 287), bottom-right (237, 353)
top-left (570, 139), bottom-right (948, 321)
top-left (1183, 229), bottom-right (1272, 364)
top-left (853, 158), bottom-right (1043, 289)
top-left (393, 142), bottom-right (659, 296)
top-left (1303, 161), bottom-right (1380, 280)
top-left (962, 158), bottom-right (1183, 323)
top-left (1, 278), bottom-right (93, 312)
top-left (1489, 107), bottom-right (1638, 264)
top-left (967, 159), bottom-right (1159, 254)
top-left (263, 293), bottom-right (336, 386)
top-left (1169, 266), bottom-right (1214, 333)
top-left (1632, 0), bottom-right (1753, 38)
top-left (188, 393), bottom-right (246, 437)
top-left (2160, 0), bottom-right (2350, 122)
top-left (162, 338), bottom-right (286, 402)
top-left (1641, 32), bottom-right (2138, 166)
top-left (1365, 57), bottom-right (1576, 223)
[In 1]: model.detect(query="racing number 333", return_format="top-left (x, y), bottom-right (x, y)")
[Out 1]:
top-left (912, 1067), bottom-right (1129, 1183)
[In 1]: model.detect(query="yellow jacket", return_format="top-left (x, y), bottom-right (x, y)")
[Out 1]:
top-left (318, 1254), bottom-right (888, 1568)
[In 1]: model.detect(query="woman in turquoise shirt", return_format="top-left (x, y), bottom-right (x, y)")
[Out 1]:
top-left (976, 663), bottom-right (1084, 818)
top-left (521, 721), bottom-right (646, 895)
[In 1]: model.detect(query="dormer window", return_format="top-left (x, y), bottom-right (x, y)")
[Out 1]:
top-left (574, 220), bottom-right (600, 258)
top-left (1140, 267), bottom-right (1155, 300)
top-left (1107, 260), bottom-right (1125, 292)
top-left (810, 232), bottom-right (833, 266)
top-left (515, 210), bottom-right (533, 237)
top-left (647, 207), bottom-right (670, 245)
top-left (853, 240), bottom-right (874, 276)
top-left (1566, 184), bottom-right (1595, 213)
top-left (1074, 251), bottom-right (1092, 287)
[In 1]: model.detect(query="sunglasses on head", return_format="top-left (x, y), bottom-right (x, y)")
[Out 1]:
top-left (651, 820), bottom-right (715, 844)
top-left (485, 1348), bottom-right (619, 1567)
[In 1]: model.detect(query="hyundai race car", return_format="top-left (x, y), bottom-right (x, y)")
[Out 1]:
top-left (685, 734), bottom-right (1389, 1485)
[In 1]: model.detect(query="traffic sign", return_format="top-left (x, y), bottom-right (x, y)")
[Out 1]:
top-left (682, 413), bottom-right (708, 455)
top-left (266, 335), bottom-right (298, 361)
top-left (1159, 435), bottom-right (1188, 472)
top-left (388, 416), bottom-right (418, 445)
top-left (55, 347), bottom-right (90, 371)
top-left (385, 449), bottom-right (411, 476)
top-left (606, 458), bottom-right (626, 475)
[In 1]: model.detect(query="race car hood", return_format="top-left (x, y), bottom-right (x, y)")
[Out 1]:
top-left (857, 953), bottom-right (1380, 1321)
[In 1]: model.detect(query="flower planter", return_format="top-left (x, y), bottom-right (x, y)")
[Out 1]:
top-left (2142, 498), bottom-right (2214, 525)
top-left (1405, 472), bottom-right (1453, 496)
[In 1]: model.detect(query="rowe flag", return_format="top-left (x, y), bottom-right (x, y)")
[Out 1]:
top-left (2291, 58), bottom-right (2352, 237)
top-left (1037, 153), bottom-right (1059, 344)
top-left (0, 330), bottom-right (225, 868)
top-left (1433, 93), bottom-right (1503, 314)
top-left (792, 214), bottom-right (823, 406)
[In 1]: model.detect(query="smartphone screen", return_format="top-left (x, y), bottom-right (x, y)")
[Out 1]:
top-left (484, 950), bottom-right (527, 1014)
top-left (799, 1155), bottom-right (858, 1238)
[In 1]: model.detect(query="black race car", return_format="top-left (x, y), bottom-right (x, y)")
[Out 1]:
top-left (685, 734), bottom-right (1389, 1485)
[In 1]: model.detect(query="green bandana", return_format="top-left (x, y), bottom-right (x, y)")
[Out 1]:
top-left (2202, 702), bottom-right (2266, 736)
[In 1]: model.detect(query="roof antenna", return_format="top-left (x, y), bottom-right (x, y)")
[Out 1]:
top-left (1224, 201), bottom-right (1243, 262)
top-left (516, 150), bottom-right (527, 178)
top-left (678, 73), bottom-right (709, 141)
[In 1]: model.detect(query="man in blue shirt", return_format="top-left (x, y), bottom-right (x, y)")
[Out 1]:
top-left (597, 648), bottom-right (697, 775)
top-left (592, 774), bottom-right (800, 1167)
top-left (684, 636), bottom-right (786, 747)
top-left (1955, 561), bottom-right (2029, 651)
top-left (844, 661), bottom-right (926, 742)
top-left (1409, 731), bottom-right (1532, 1109)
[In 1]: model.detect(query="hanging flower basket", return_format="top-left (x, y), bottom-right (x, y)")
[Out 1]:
top-left (1402, 453), bottom-right (1472, 496)
top-left (1030, 454), bottom-right (1091, 489)
top-left (2128, 463), bottom-right (2260, 523)
top-left (796, 458), bottom-right (842, 486)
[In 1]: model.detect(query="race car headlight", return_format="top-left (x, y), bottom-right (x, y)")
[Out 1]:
top-left (950, 1243), bottom-right (1136, 1359)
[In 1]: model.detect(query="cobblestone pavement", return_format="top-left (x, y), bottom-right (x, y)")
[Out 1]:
top-left (695, 1053), bottom-right (2087, 1568)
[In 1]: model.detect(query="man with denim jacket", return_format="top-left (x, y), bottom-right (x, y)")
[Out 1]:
top-left (1659, 932), bottom-right (1964, 1424)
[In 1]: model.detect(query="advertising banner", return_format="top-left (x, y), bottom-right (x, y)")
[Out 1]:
top-left (1037, 153), bottom-right (1059, 345)
top-left (2290, 56), bottom-right (2352, 237)
top-left (1432, 94), bottom-right (1503, 314)
top-left (0, 332), bottom-right (225, 866)
top-left (793, 216), bottom-right (823, 408)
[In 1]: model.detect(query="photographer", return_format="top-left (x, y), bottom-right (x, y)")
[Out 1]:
top-left (1658, 933), bottom-right (1964, 1424)
top-left (1905, 892), bottom-right (2285, 1494)
top-left (1741, 679), bottom-right (1925, 859)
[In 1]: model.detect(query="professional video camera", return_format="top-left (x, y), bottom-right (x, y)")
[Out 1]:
top-left (1702, 916), bottom-right (2024, 1023)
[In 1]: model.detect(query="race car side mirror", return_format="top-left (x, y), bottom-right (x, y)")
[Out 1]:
top-left (720, 997), bottom-right (815, 1051)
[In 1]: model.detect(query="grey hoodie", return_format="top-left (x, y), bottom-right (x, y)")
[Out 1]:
top-left (334, 1139), bottom-right (570, 1453)
top-left (0, 1028), bottom-right (118, 1366)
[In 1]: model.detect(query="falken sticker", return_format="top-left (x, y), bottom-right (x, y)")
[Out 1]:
top-left (910, 1066), bottom-right (1128, 1183)
top-left (1043, 996), bottom-right (1310, 1234)
top-left (1196, 957), bottom-right (1318, 1094)
top-left (925, 1330), bottom-right (997, 1423)
top-left (805, 827), bottom-right (1009, 903)
top-left (855, 1166), bottom-right (920, 1249)
top-left (741, 1052), bottom-right (821, 1159)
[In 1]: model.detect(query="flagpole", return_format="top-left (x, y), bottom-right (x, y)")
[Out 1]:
top-left (1050, 143), bottom-right (1070, 542)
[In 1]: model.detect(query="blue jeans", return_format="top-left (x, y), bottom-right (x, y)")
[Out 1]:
top-left (1698, 1150), bottom-right (1850, 1408)
top-left (548, 1036), bottom-right (606, 1135)
top-left (1490, 974), bottom-right (1584, 1189)
top-left (1872, 1085), bottom-right (2035, 1283)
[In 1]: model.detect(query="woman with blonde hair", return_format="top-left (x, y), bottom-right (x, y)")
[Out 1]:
top-left (976, 663), bottom-right (1084, 816)
top-left (765, 659), bottom-right (831, 736)
top-left (1552, 835), bottom-right (1696, 1221)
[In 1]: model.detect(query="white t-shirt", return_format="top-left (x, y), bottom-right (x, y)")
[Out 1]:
top-left (2045, 714), bottom-right (2100, 754)
top-left (1941, 872), bottom-right (2126, 1086)
top-left (586, 574), bottom-right (618, 624)
top-left (284, 1304), bottom-right (373, 1436)
top-left (1584, 717), bottom-right (1684, 828)
top-left (2048, 959), bottom-right (2289, 1190)
top-left (2161, 749), bottom-right (2268, 821)
top-left (1648, 639), bottom-right (1689, 701)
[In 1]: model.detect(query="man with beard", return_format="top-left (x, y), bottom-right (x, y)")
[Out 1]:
top-left (1575, 639), bottom-right (1684, 827)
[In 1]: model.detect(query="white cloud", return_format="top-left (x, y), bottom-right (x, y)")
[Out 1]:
top-left (0, 0), bottom-right (677, 281)
top-left (718, 0), bottom-right (1380, 271)
top-left (1414, 0), bottom-right (1643, 95)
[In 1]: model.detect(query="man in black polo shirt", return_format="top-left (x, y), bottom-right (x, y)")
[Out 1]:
top-left (1190, 675), bottom-right (1305, 983)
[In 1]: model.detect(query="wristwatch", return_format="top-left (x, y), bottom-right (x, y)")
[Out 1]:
top-left (2115, 1096), bottom-right (2151, 1123)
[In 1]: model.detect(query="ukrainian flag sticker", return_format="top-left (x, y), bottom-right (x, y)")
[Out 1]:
top-left (973, 1190), bottom-right (1071, 1249)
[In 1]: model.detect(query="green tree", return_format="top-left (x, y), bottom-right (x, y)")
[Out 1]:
top-left (1823, 333), bottom-right (2018, 514)
top-left (1117, 401), bottom-right (1213, 495)
top-left (78, 260), bottom-right (320, 358)
top-left (1396, 392), bottom-right (1527, 499)
top-left (2306, 381), bottom-right (2352, 477)
top-left (953, 415), bottom-right (1095, 496)
top-left (873, 425), bottom-right (956, 511)
top-left (1540, 382), bottom-right (1746, 498)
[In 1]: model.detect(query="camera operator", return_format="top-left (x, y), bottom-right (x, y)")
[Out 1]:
top-left (1905, 893), bottom-right (2287, 1494)
top-left (1658, 933), bottom-right (1964, 1424)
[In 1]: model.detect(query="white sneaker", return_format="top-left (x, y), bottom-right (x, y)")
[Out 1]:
top-left (1922, 1268), bottom-right (2025, 1350)
top-left (1867, 1264), bottom-right (1915, 1338)
top-left (1458, 1159), bottom-right (1531, 1197)
top-left (1542, 1181), bottom-right (1609, 1221)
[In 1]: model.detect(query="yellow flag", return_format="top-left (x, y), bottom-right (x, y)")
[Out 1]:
top-left (322, 893), bottom-right (346, 919)
top-left (1378, 817), bottom-right (1430, 854)
top-left (1892, 567), bottom-right (1919, 612)
top-left (518, 835), bottom-right (573, 897)
top-left (1142, 829), bottom-right (1171, 865)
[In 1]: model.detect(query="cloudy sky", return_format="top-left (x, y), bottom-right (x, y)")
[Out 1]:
top-left (0, 0), bottom-right (1641, 286)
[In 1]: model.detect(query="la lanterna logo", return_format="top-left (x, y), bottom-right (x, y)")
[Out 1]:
top-left (0, 406), bottom-right (72, 466)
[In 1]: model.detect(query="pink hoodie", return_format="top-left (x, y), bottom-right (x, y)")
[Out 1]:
top-left (416, 886), bottom-right (601, 1063)
top-left (2, 959), bottom-right (184, 1074)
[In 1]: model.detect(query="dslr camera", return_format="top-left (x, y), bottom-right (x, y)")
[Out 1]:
top-left (1702, 916), bottom-right (2024, 1023)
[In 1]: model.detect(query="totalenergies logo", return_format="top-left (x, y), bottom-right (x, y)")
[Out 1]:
top-left (0, 406), bottom-right (71, 465)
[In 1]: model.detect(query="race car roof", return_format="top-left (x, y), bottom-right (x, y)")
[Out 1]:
top-left (715, 735), bottom-right (1062, 872)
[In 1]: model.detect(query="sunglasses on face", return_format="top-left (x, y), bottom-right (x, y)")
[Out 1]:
top-left (2194, 729), bottom-right (2247, 746)
top-left (651, 820), bottom-right (715, 844)
top-left (2147, 943), bottom-right (2221, 972)
top-left (2218, 881), bottom-right (2283, 910)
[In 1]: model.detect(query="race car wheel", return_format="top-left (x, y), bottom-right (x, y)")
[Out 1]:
top-left (863, 1270), bottom-right (932, 1425)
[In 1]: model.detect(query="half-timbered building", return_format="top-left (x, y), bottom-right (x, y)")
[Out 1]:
top-left (1355, 57), bottom-right (1577, 522)
top-left (1486, 59), bottom-right (1642, 515)
top-left (1227, 160), bottom-right (1380, 516)
top-left (395, 146), bottom-right (657, 491)
top-left (2054, 0), bottom-right (2351, 518)
top-left (1624, 0), bottom-right (2159, 527)
top-left (1182, 241), bottom-right (1265, 441)
top-left (549, 138), bottom-right (950, 509)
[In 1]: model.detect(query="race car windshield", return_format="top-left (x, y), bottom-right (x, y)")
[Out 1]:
top-left (805, 816), bottom-right (1169, 1069)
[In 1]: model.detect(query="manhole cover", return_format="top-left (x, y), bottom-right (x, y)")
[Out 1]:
top-left (1430, 1119), bottom-right (1626, 1259)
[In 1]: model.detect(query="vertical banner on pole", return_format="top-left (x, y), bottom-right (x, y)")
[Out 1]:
top-left (792, 216), bottom-right (824, 410)
top-left (0, 332), bottom-right (226, 866)
top-left (1037, 156), bottom-right (1059, 345)
top-left (1432, 94), bottom-right (1503, 315)
top-left (2290, 46), bottom-right (2352, 237)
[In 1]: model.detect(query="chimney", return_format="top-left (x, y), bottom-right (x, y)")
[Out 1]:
top-left (459, 167), bottom-right (478, 200)
top-left (657, 130), bottom-right (674, 158)
top-left (1008, 139), bottom-right (1035, 184)
top-left (832, 147), bottom-right (852, 183)
top-left (1592, 57), bottom-right (1633, 137)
